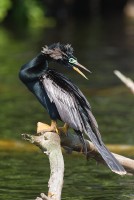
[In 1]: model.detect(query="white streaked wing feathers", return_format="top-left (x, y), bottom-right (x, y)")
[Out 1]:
top-left (42, 76), bottom-right (83, 131)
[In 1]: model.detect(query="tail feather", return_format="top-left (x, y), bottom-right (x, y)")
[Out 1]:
top-left (75, 130), bottom-right (87, 156)
top-left (85, 125), bottom-right (126, 175)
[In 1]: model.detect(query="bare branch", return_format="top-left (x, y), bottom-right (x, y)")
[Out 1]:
top-left (114, 70), bottom-right (134, 94)
top-left (22, 132), bottom-right (64, 200)
top-left (22, 122), bottom-right (134, 199)
top-left (59, 130), bottom-right (134, 175)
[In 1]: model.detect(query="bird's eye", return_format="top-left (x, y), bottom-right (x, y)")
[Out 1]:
top-left (69, 58), bottom-right (77, 64)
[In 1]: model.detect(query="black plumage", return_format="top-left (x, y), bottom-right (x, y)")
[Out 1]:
top-left (19, 43), bottom-right (126, 175)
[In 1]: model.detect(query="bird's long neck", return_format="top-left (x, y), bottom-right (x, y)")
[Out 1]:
top-left (19, 53), bottom-right (48, 83)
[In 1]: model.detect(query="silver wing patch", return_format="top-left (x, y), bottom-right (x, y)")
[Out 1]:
top-left (41, 75), bottom-right (84, 131)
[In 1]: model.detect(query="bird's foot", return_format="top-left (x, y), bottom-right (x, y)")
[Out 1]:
top-left (37, 122), bottom-right (69, 136)
top-left (57, 123), bottom-right (69, 136)
top-left (37, 121), bottom-right (58, 135)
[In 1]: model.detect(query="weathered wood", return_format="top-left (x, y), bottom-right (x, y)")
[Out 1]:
top-left (22, 122), bottom-right (134, 199)
top-left (22, 132), bottom-right (64, 200)
top-left (59, 130), bottom-right (134, 175)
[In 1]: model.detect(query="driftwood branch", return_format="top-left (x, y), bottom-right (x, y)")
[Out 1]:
top-left (22, 122), bottom-right (134, 199)
top-left (60, 131), bottom-right (134, 175)
top-left (22, 132), bottom-right (64, 200)
top-left (114, 70), bottom-right (134, 94)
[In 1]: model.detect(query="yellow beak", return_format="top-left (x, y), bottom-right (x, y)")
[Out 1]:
top-left (73, 67), bottom-right (88, 79)
top-left (73, 62), bottom-right (91, 79)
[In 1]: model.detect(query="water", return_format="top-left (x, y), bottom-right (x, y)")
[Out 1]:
top-left (0, 15), bottom-right (134, 199)
top-left (0, 151), bottom-right (133, 200)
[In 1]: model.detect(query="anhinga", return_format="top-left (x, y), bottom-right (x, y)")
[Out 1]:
top-left (19, 43), bottom-right (126, 175)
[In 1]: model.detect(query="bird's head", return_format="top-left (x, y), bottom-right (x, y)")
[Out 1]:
top-left (41, 43), bottom-right (91, 79)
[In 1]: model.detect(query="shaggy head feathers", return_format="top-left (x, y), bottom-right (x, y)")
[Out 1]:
top-left (41, 43), bottom-right (74, 61)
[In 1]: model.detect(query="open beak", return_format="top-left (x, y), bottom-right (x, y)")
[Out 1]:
top-left (73, 62), bottom-right (91, 80)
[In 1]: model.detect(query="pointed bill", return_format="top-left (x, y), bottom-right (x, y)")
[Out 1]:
top-left (75, 62), bottom-right (91, 73)
top-left (73, 66), bottom-right (88, 79)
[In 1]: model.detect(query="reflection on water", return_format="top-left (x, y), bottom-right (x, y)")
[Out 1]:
top-left (0, 152), bottom-right (133, 200)
top-left (0, 15), bottom-right (134, 199)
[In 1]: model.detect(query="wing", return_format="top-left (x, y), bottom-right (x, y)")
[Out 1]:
top-left (41, 72), bottom-right (84, 132)
top-left (40, 70), bottom-right (99, 135)
top-left (40, 70), bottom-right (126, 175)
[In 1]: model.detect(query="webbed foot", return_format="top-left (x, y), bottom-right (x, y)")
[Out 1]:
top-left (37, 121), bottom-right (58, 135)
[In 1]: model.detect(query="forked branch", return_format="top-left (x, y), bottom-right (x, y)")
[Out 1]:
top-left (22, 122), bottom-right (134, 200)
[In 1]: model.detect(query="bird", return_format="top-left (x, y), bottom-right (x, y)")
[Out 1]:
top-left (19, 43), bottom-right (126, 175)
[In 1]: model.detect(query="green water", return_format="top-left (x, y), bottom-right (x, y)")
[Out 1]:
top-left (0, 16), bottom-right (134, 199)
top-left (0, 152), bottom-right (133, 200)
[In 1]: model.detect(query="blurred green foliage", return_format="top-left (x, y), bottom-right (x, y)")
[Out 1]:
top-left (0, 0), bottom-right (12, 22)
top-left (25, 0), bottom-right (46, 27)
top-left (0, 0), bottom-right (55, 28)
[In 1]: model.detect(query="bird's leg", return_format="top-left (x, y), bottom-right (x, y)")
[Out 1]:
top-left (37, 121), bottom-right (69, 135)
top-left (57, 123), bottom-right (69, 135)
top-left (37, 120), bottom-right (58, 134)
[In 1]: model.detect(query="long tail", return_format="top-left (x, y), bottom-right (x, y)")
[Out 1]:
top-left (85, 124), bottom-right (126, 175)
